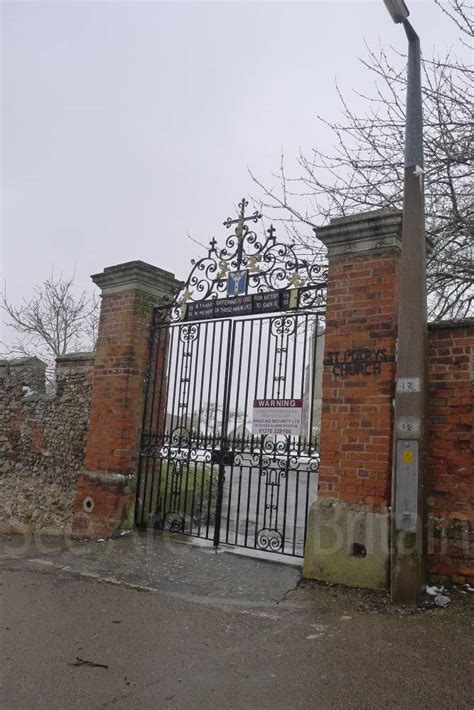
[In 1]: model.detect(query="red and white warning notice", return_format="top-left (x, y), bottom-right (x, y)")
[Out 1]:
top-left (252, 398), bottom-right (303, 436)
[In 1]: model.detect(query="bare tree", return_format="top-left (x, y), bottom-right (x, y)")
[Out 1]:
top-left (252, 0), bottom-right (473, 321)
top-left (1, 272), bottom-right (99, 376)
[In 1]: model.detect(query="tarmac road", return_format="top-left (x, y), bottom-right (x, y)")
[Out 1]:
top-left (0, 534), bottom-right (473, 709)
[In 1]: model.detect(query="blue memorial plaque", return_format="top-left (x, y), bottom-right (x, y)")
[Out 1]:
top-left (227, 270), bottom-right (248, 298)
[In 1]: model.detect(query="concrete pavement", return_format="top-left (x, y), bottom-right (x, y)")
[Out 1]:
top-left (1, 534), bottom-right (473, 709)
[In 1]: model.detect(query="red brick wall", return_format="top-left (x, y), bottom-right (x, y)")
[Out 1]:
top-left (85, 289), bottom-right (156, 474)
top-left (427, 321), bottom-right (473, 582)
top-left (73, 286), bottom-right (162, 539)
top-left (318, 249), bottom-right (400, 511)
top-left (71, 260), bottom-right (179, 539)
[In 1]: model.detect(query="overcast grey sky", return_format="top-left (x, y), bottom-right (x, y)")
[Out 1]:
top-left (0, 0), bottom-right (464, 331)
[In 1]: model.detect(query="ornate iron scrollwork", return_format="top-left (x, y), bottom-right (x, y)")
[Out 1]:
top-left (256, 527), bottom-right (283, 552)
top-left (136, 197), bottom-right (323, 559)
top-left (179, 323), bottom-right (199, 343)
top-left (156, 197), bottom-right (326, 322)
top-left (270, 316), bottom-right (297, 337)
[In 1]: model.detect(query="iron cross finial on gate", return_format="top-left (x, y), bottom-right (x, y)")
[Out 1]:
top-left (223, 197), bottom-right (262, 270)
top-left (223, 197), bottom-right (262, 234)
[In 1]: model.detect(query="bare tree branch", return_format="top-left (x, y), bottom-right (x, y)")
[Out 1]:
top-left (252, 0), bottom-right (473, 321)
top-left (1, 271), bottom-right (99, 380)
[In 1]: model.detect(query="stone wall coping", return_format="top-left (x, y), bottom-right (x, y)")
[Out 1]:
top-left (91, 260), bottom-right (181, 299)
top-left (328, 207), bottom-right (402, 226)
top-left (56, 352), bottom-right (96, 366)
top-left (428, 317), bottom-right (474, 332)
top-left (315, 208), bottom-right (402, 258)
top-left (0, 356), bottom-right (47, 369)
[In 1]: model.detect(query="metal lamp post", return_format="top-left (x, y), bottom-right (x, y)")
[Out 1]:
top-left (383, 0), bottom-right (428, 603)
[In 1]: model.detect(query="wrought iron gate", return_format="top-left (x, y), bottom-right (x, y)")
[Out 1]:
top-left (136, 199), bottom-right (326, 558)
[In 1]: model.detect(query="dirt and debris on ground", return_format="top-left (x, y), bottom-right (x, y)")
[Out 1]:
top-left (1, 534), bottom-right (473, 709)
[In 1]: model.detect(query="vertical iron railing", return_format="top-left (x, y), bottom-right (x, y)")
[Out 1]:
top-left (136, 310), bottom-right (322, 558)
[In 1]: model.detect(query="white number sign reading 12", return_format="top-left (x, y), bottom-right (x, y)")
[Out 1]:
top-left (396, 377), bottom-right (421, 393)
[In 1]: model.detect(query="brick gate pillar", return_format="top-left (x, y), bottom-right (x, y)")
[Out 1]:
top-left (303, 209), bottom-right (402, 589)
top-left (72, 261), bottom-right (179, 539)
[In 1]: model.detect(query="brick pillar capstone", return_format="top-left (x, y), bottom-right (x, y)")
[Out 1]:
top-left (303, 209), bottom-right (402, 589)
top-left (72, 260), bottom-right (180, 539)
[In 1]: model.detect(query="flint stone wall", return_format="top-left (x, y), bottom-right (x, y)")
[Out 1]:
top-left (0, 353), bottom-right (94, 535)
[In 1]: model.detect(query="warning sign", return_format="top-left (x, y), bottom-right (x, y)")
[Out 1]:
top-left (252, 398), bottom-right (303, 436)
